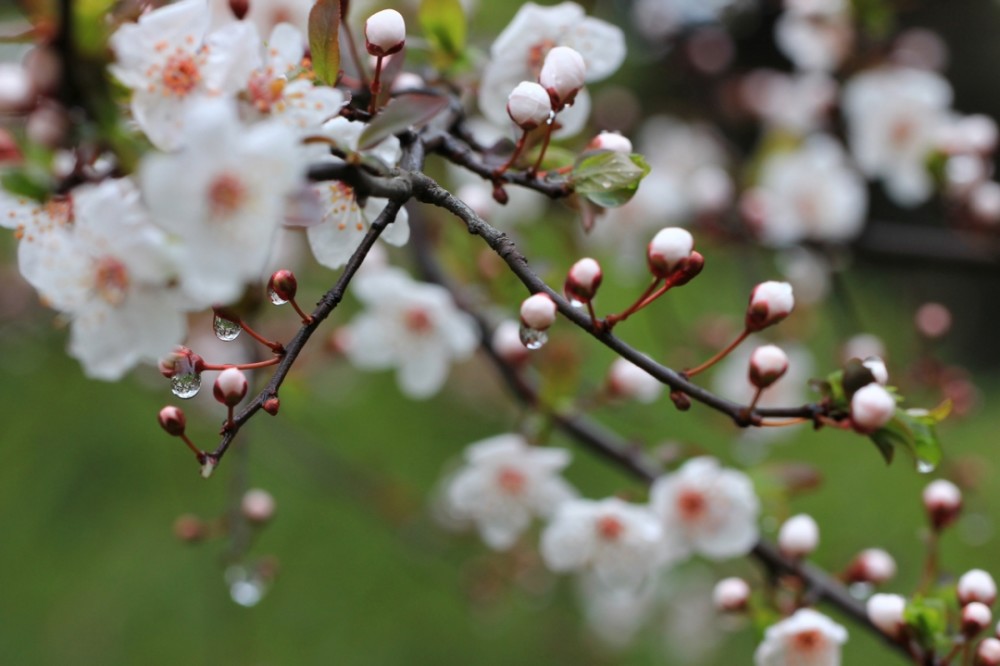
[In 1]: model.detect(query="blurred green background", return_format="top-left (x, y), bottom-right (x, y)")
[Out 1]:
top-left (4, 0), bottom-right (1000, 664)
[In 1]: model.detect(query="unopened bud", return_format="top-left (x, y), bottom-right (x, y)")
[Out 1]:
top-left (241, 488), bottom-right (276, 523)
top-left (173, 514), bottom-right (204, 542)
top-left (923, 479), bottom-right (962, 530)
top-left (0, 64), bottom-right (34, 113)
top-left (778, 513), bottom-right (819, 559)
top-left (26, 103), bottom-right (68, 148)
top-left (492, 320), bottom-right (530, 365)
top-left (845, 548), bottom-right (897, 585)
top-left (850, 384), bottom-right (896, 433)
top-left (862, 356), bottom-right (889, 386)
top-left (746, 281), bottom-right (794, 332)
top-left (867, 593), bottom-right (906, 637)
top-left (713, 577), bottom-right (751, 612)
top-left (507, 81), bottom-right (552, 131)
top-left (670, 390), bottom-right (691, 411)
top-left (607, 358), bottom-right (662, 404)
top-left (749, 344), bottom-right (789, 389)
top-left (229, 0), bottom-right (249, 19)
top-left (158, 405), bottom-right (187, 436)
top-left (667, 251), bottom-right (705, 286)
top-left (978, 637), bottom-right (1000, 665)
top-left (538, 46), bottom-right (586, 107)
top-left (263, 397), bottom-right (280, 415)
top-left (520, 293), bottom-right (557, 331)
top-left (647, 227), bottom-right (694, 278)
top-left (564, 257), bottom-right (602, 303)
top-left (964, 602), bottom-right (993, 635)
top-left (214, 367), bottom-right (248, 407)
top-left (959, 569), bottom-right (997, 607)
top-left (365, 9), bottom-right (406, 57)
top-left (158, 346), bottom-right (205, 378)
top-left (267, 269), bottom-right (297, 304)
top-left (587, 131), bottom-right (632, 154)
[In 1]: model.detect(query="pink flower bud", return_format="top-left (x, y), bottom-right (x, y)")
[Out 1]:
top-left (493, 320), bottom-right (529, 365)
top-left (538, 46), bottom-right (586, 107)
top-left (365, 9), bottom-right (406, 57)
top-left (564, 257), bottom-right (602, 303)
top-left (862, 356), bottom-right (889, 385)
top-left (158, 406), bottom-right (187, 436)
top-left (713, 577), bottom-right (751, 612)
top-left (749, 344), bottom-right (789, 389)
top-left (778, 513), bottom-right (819, 559)
top-left (669, 251), bottom-right (705, 286)
top-left (214, 367), bottom-right (248, 407)
top-left (746, 281), bottom-right (794, 332)
top-left (867, 593), bottom-right (906, 637)
top-left (587, 131), bottom-right (632, 154)
top-left (607, 358), bottom-right (662, 403)
top-left (267, 269), bottom-right (298, 304)
top-left (979, 637), bottom-right (1000, 666)
top-left (263, 397), bottom-right (280, 415)
top-left (647, 227), bottom-right (694, 278)
top-left (923, 479), bottom-right (963, 530)
top-left (158, 346), bottom-right (205, 378)
top-left (845, 548), bottom-right (897, 585)
top-left (507, 81), bottom-right (552, 131)
top-left (959, 569), bottom-right (997, 607)
top-left (520, 293), bottom-right (557, 331)
top-left (964, 602), bottom-right (993, 635)
top-left (850, 384), bottom-right (896, 433)
top-left (241, 488), bottom-right (276, 523)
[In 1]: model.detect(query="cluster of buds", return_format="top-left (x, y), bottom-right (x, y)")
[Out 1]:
top-left (506, 45), bottom-right (587, 131)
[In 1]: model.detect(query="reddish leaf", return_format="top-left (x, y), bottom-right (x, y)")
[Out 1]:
top-left (358, 93), bottom-right (449, 150)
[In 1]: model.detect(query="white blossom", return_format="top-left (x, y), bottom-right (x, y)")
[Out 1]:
top-left (443, 434), bottom-right (576, 550)
top-left (607, 357), bottom-right (663, 404)
top-left (478, 2), bottom-right (625, 138)
top-left (15, 179), bottom-right (189, 379)
top-left (843, 66), bottom-right (953, 206)
top-left (754, 608), bottom-right (848, 666)
top-left (540, 497), bottom-right (663, 589)
top-left (210, 0), bottom-right (313, 34)
top-left (650, 457), bottom-right (760, 562)
top-left (742, 70), bottom-right (837, 133)
top-left (305, 117), bottom-right (410, 269)
top-left (340, 267), bottom-right (478, 399)
top-left (775, 0), bottom-right (853, 73)
top-left (109, 0), bottom-right (260, 149)
top-left (748, 134), bottom-right (867, 246)
top-left (139, 99), bottom-right (302, 306)
top-left (631, 0), bottom-right (744, 41)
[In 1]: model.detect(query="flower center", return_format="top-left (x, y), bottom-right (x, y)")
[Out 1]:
top-left (496, 467), bottom-right (527, 496)
top-left (162, 54), bottom-right (201, 96)
top-left (403, 307), bottom-right (433, 334)
top-left (528, 39), bottom-right (557, 75)
top-left (248, 71), bottom-right (287, 112)
top-left (94, 256), bottom-right (129, 305)
top-left (208, 173), bottom-right (247, 218)
top-left (595, 515), bottom-right (625, 542)
top-left (791, 629), bottom-right (825, 653)
top-left (676, 488), bottom-right (707, 521)
top-left (890, 116), bottom-right (917, 149)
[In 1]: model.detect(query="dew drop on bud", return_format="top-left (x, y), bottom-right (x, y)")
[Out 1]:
top-left (225, 565), bottom-right (266, 608)
top-left (267, 286), bottom-right (287, 305)
top-left (519, 324), bottom-right (548, 350)
top-left (917, 459), bottom-right (936, 474)
top-left (213, 314), bottom-right (242, 341)
top-left (171, 372), bottom-right (202, 399)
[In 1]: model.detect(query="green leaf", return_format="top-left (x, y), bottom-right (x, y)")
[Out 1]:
top-left (903, 597), bottom-right (949, 651)
top-left (868, 428), bottom-right (899, 465)
top-left (869, 408), bottom-right (944, 473)
top-left (358, 93), bottom-right (449, 150)
top-left (309, 0), bottom-right (341, 86)
top-left (1, 170), bottom-right (50, 202)
top-left (571, 152), bottom-right (651, 208)
top-left (419, 0), bottom-right (466, 65)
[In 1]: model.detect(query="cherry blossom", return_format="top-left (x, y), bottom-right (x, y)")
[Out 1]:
top-left (540, 497), bottom-right (663, 589)
top-left (109, 0), bottom-right (260, 150)
top-left (339, 267), bottom-right (478, 398)
top-left (775, 0), bottom-right (854, 73)
top-left (650, 457), bottom-right (760, 562)
top-left (305, 117), bottom-right (410, 269)
top-left (139, 99), bottom-right (302, 306)
top-left (742, 70), bottom-right (837, 134)
top-left (443, 434), bottom-right (576, 550)
top-left (754, 608), bottom-right (848, 666)
top-left (15, 179), bottom-right (189, 379)
top-left (748, 134), bottom-right (867, 246)
top-left (478, 2), bottom-right (625, 138)
top-left (631, 0), bottom-right (742, 41)
top-left (210, 0), bottom-right (313, 34)
top-left (842, 66), bottom-right (953, 206)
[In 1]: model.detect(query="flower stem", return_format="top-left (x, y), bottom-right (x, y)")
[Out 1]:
top-left (238, 319), bottom-right (284, 354)
top-left (530, 122), bottom-right (554, 175)
top-left (494, 130), bottom-right (529, 178)
top-left (368, 55), bottom-right (384, 114)
top-left (686, 329), bottom-right (750, 378)
top-left (289, 297), bottom-right (314, 325)
top-left (603, 277), bottom-right (663, 329)
top-left (202, 357), bottom-right (282, 371)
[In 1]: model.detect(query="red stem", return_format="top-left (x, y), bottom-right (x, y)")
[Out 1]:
top-left (202, 358), bottom-right (282, 371)
top-left (289, 297), bottom-right (314, 325)
top-left (494, 130), bottom-right (529, 177)
top-left (686, 328), bottom-right (750, 378)
top-left (368, 55), bottom-right (384, 114)
top-left (237, 319), bottom-right (284, 354)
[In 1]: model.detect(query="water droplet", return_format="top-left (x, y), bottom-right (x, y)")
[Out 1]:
top-left (225, 565), bottom-right (266, 608)
top-left (917, 459), bottom-right (936, 474)
top-left (568, 298), bottom-right (585, 309)
top-left (267, 286), bottom-right (288, 306)
top-left (213, 314), bottom-right (242, 341)
top-left (519, 324), bottom-right (548, 350)
top-left (171, 372), bottom-right (201, 399)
